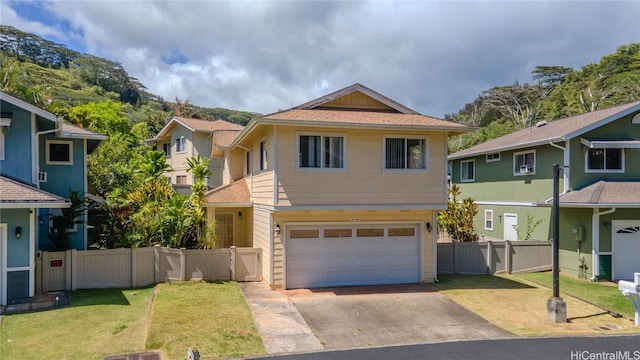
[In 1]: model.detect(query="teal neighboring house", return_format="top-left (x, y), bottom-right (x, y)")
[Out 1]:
top-left (449, 101), bottom-right (640, 281)
top-left (0, 91), bottom-right (105, 306)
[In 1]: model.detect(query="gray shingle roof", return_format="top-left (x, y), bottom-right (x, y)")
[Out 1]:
top-left (548, 181), bottom-right (640, 208)
top-left (449, 101), bottom-right (640, 160)
top-left (0, 176), bottom-right (69, 208)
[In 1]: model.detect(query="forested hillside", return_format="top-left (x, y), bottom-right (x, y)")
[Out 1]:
top-left (447, 43), bottom-right (640, 152)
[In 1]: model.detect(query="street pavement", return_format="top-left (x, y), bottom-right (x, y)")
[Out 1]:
top-left (250, 335), bottom-right (640, 360)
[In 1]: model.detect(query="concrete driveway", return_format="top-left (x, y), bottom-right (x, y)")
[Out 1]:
top-left (287, 284), bottom-right (512, 350)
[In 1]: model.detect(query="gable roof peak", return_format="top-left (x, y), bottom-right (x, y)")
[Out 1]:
top-left (293, 83), bottom-right (419, 115)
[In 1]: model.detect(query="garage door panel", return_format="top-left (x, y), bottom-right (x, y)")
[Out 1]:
top-left (286, 224), bottom-right (421, 289)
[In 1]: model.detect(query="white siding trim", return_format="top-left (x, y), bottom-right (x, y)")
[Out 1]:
top-left (1, 223), bottom-right (7, 305)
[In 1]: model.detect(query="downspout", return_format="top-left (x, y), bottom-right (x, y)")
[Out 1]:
top-left (34, 116), bottom-right (63, 189)
top-left (591, 207), bottom-right (616, 281)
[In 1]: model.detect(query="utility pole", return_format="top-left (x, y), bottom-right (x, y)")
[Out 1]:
top-left (548, 164), bottom-right (567, 323)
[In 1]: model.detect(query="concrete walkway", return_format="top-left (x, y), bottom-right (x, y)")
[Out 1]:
top-left (239, 282), bottom-right (324, 354)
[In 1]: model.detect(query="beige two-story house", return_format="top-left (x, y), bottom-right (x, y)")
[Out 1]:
top-left (149, 117), bottom-right (244, 191)
top-left (205, 83), bottom-right (470, 289)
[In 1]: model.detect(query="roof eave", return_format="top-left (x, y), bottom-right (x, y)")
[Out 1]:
top-left (449, 136), bottom-right (566, 160)
top-left (0, 201), bottom-right (70, 209)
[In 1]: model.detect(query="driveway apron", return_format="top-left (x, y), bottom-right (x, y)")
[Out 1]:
top-left (287, 284), bottom-right (512, 350)
top-left (240, 282), bottom-right (323, 354)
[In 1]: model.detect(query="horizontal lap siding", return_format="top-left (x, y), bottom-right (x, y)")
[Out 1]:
top-left (276, 127), bottom-right (447, 206)
top-left (253, 206), bottom-right (272, 285)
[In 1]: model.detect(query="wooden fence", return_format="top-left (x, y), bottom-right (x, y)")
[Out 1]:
top-left (437, 240), bottom-right (551, 275)
top-left (36, 246), bottom-right (261, 293)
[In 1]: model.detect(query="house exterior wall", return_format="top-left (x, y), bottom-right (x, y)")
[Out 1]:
top-left (451, 144), bottom-right (564, 202)
top-left (39, 135), bottom-right (87, 250)
top-left (475, 204), bottom-right (551, 241)
top-left (241, 127), bottom-right (275, 206)
top-left (1, 209), bottom-right (32, 300)
top-left (569, 114), bottom-right (640, 189)
top-left (252, 205), bottom-right (273, 285)
top-left (274, 126), bottom-right (448, 207)
top-left (0, 100), bottom-right (34, 182)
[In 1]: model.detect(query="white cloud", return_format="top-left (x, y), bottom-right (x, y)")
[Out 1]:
top-left (3, 1), bottom-right (639, 117)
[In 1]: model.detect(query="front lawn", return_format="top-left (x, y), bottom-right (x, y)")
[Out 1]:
top-left (0, 281), bottom-right (265, 360)
top-left (515, 272), bottom-right (635, 320)
top-left (436, 274), bottom-right (638, 337)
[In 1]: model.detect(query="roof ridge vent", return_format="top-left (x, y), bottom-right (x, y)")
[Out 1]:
top-left (535, 120), bottom-right (548, 128)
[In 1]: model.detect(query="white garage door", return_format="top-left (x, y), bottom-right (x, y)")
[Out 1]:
top-left (285, 224), bottom-right (421, 289)
top-left (612, 220), bottom-right (640, 281)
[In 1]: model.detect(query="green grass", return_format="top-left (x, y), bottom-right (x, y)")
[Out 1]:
top-left (516, 272), bottom-right (636, 320)
top-left (145, 281), bottom-right (265, 360)
top-left (0, 282), bottom-right (265, 360)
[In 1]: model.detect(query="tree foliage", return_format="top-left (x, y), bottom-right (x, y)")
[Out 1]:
top-left (448, 43), bottom-right (640, 153)
top-left (437, 185), bottom-right (479, 242)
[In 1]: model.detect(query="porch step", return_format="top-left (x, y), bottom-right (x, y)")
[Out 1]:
top-left (1, 291), bottom-right (70, 315)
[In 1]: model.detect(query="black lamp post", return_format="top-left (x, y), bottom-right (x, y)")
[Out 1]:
top-left (548, 164), bottom-right (567, 322)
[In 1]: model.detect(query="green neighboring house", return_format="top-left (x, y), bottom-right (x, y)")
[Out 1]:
top-left (449, 101), bottom-right (640, 281)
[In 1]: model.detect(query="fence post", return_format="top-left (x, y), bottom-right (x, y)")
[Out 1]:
top-left (487, 241), bottom-right (493, 274)
top-left (230, 246), bottom-right (237, 281)
top-left (180, 248), bottom-right (186, 281)
top-left (131, 248), bottom-right (136, 288)
top-left (154, 245), bottom-right (161, 283)
top-left (505, 240), bottom-right (512, 274)
top-left (453, 241), bottom-right (458, 275)
top-left (65, 249), bottom-right (72, 291)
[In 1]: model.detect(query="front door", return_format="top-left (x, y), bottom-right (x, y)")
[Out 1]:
top-left (214, 213), bottom-right (234, 248)
top-left (504, 213), bottom-right (518, 241)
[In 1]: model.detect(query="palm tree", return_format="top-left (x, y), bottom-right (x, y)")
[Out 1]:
top-left (187, 155), bottom-right (212, 247)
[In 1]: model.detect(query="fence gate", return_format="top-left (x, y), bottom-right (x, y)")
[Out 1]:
top-left (233, 247), bottom-right (261, 282)
top-left (40, 251), bottom-right (67, 292)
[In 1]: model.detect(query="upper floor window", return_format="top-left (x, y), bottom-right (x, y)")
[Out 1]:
top-left (586, 148), bottom-right (624, 172)
top-left (298, 134), bottom-right (345, 169)
top-left (260, 140), bottom-right (268, 171)
top-left (46, 140), bottom-right (73, 165)
top-left (162, 143), bottom-right (171, 157)
top-left (514, 150), bottom-right (535, 175)
top-left (461, 159), bottom-right (475, 182)
top-left (384, 136), bottom-right (427, 170)
top-left (176, 136), bottom-right (186, 153)
top-left (246, 151), bottom-right (252, 176)
top-left (486, 153), bottom-right (500, 162)
top-left (176, 175), bottom-right (187, 184)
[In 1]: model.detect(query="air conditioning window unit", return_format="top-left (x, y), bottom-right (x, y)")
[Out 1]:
top-left (519, 165), bottom-right (534, 174)
top-left (38, 172), bottom-right (48, 182)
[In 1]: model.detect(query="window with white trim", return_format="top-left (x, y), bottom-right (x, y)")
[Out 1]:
top-left (586, 148), bottom-right (624, 172)
top-left (260, 140), bottom-right (268, 171)
top-left (484, 209), bottom-right (494, 231)
top-left (486, 153), bottom-right (500, 162)
top-left (384, 136), bottom-right (427, 170)
top-left (176, 136), bottom-right (186, 153)
top-left (513, 150), bottom-right (535, 175)
top-left (298, 134), bottom-right (345, 169)
top-left (46, 140), bottom-right (73, 165)
top-left (176, 175), bottom-right (187, 184)
top-left (461, 159), bottom-right (475, 182)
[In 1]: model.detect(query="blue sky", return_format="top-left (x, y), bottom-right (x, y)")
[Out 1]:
top-left (2, 1), bottom-right (639, 116)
